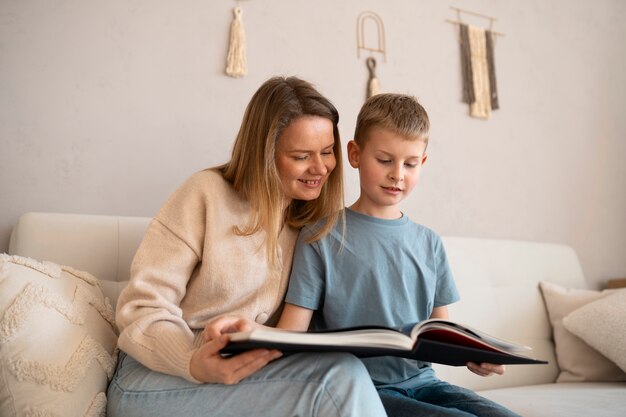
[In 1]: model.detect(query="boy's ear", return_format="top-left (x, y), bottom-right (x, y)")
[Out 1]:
top-left (422, 153), bottom-right (428, 166)
top-left (347, 140), bottom-right (360, 168)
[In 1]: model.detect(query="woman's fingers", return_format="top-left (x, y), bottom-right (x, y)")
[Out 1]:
top-left (190, 335), bottom-right (282, 384)
top-left (222, 349), bottom-right (283, 385)
top-left (203, 316), bottom-right (253, 341)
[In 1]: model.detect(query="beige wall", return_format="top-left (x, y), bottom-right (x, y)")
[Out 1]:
top-left (1, 0), bottom-right (625, 289)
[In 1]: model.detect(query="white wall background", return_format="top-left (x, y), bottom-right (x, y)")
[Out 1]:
top-left (1, 0), bottom-right (625, 289)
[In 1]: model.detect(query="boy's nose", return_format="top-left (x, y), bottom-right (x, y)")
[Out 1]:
top-left (389, 166), bottom-right (403, 181)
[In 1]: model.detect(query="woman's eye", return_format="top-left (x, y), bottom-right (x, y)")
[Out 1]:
top-left (293, 155), bottom-right (308, 161)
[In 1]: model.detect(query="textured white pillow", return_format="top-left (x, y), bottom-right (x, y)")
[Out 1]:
top-left (0, 254), bottom-right (118, 417)
top-left (563, 290), bottom-right (626, 373)
top-left (539, 281), bottom-right (626, 382)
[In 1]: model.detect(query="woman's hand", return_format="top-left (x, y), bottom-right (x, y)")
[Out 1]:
top-left (466, 362), bottom-right (506, 377)
top-left (202, 315), bottom-right (256, 343)
top-left (190, 335), bottom-right (282, 384)
top-left (191, 315), bottom-right (282, 384)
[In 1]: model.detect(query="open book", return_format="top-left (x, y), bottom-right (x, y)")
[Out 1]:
top-left (221, 319), bottom-right (548, 366)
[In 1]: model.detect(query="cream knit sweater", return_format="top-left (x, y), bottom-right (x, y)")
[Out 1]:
top-left (115, 169), bottom-right (298, 382)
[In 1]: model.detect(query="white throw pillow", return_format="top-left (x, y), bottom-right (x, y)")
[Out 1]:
top-left (563, 290), bottom-right (626, 373)
top-left (0, 254), bottom-right (118, 417)
top-left (538, 281), bottom-right (626, 382)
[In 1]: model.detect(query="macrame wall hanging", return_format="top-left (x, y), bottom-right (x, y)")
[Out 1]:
top-left (366, 57), bottom-right (380, 98)
top-left (447, 6), bottom-right (504, 120)
top-left (225, 4), bottom-right (247, 78)
top-left (357, 11), bottom-right (387, 100)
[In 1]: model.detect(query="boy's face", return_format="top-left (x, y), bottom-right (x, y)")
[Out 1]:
top-left (348, 127), bottom-right (427, 219)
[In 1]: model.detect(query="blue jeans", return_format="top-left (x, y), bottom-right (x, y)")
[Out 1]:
top-left (107, 352), bottom-right (387, 417)
top-left (378, 380), bottom-right (521, 417)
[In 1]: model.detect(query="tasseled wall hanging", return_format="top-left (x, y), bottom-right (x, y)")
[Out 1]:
top-left (366, 57), bottom-right (380, 98)
top-left (447, 7), bottom-right (504, 119)
top-left (468, 25), bottom-right (491, 119)
top-left (225, 6), bottom-right (247, 78)
top-left (485, 30), bottom-right (500, 110)
top-left (357, 11), bottom-right (386, 100)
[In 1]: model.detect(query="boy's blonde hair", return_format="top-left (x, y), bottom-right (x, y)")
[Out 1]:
top-left (220, 76), bottom-right (344, 265)
top-left (353, 93), bottom-right (430, 147)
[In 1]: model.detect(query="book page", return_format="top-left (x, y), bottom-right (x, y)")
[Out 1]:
top-left (412, 320), bottom-right (531, 353)
top-left (229, 326), bottom-right (415, 350)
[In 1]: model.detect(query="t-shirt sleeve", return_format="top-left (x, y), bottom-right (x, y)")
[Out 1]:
top-left (433, 235), bottom-right (461, 307)
top-left (284, 227), bottom-right (325, 311)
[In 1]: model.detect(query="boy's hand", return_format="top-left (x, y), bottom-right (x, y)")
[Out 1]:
top-left (466, 362), bottom-right (505, 377)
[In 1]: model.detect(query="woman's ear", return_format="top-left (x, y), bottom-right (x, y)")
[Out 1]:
top-left (347, 140), bottom-right (360, 168)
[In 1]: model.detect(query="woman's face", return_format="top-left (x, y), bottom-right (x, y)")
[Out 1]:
top-left (275, 116), bottom-right (337, 202)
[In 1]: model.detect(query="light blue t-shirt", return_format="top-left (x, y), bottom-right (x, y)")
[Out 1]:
top-left (285, 208), bottom-right (460, 387)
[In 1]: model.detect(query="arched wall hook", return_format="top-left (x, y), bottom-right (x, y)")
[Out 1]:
top-left (357, 11), bottom-right (387, 63)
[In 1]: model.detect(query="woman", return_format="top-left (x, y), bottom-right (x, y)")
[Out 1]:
top-left (107, 76), bottom-right (387, 417)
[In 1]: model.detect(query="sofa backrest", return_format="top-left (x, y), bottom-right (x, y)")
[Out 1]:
top-left (8, 212), bottom-right (150, 309)
top-left (435, 236), bottom-right (587, 390)
top-left (9, 212), bottom-right (589, 390)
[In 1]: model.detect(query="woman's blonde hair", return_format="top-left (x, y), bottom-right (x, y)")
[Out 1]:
top-left (220, 76), bottom-right (344, 264)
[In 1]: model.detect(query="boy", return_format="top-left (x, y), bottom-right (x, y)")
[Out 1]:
top-left (277, 94), bottom-right (520, 417)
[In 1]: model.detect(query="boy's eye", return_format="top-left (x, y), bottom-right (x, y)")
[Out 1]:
top-left (377, 158), bottom-right (391, 164)
top-left (405, 163), bottom-right (417, 168)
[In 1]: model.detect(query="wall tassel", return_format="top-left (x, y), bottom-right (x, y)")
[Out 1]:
top-left (366, 57), bottom-right (380, 98)
top-left (225, 7), bottom-right (247, 78)
top-left (467, 25), bottom-right (491, 119)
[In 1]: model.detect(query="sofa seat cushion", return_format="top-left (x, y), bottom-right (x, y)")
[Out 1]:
top-left (478, 382), bottom-right (626, 417)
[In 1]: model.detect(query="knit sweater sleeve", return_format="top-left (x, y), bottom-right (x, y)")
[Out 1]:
top-left (115, 171), bottom-right (211, 382)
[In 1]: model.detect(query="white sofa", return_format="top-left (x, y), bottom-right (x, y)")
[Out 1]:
top-left (3, 212), bottom-right (626, 417)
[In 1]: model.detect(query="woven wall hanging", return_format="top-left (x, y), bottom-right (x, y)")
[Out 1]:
top-left (447, 7), bottom-right (504, 119)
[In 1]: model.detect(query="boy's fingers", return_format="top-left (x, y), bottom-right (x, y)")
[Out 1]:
top-left (467, 362), bottom-right (505, 376)
top-left (478, 362), bottom-right (505, 375)
top-left (488, 364), bottom-right (505, 375)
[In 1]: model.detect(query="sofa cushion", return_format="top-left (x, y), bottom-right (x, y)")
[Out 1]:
top-left (539, 281), bottom-right (626, 382)
top-left (478, 382), bottom-right (626, 417)
top-left (0, 254), bottom-right (118, 417)
top-left (563, 290), bottom-right (626, 373)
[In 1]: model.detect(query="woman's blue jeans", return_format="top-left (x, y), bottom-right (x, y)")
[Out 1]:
top-left (107, 352), bottom-right (387, 417)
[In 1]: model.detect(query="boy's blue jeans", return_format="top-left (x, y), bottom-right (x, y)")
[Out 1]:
top-left (378, 380), bottom-right (521, 417)
top-left (107, 352), bottom-right (388, 417)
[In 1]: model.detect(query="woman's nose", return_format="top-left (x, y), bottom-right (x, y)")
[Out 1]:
top-left (309, 155), bottom-right (327, 175)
